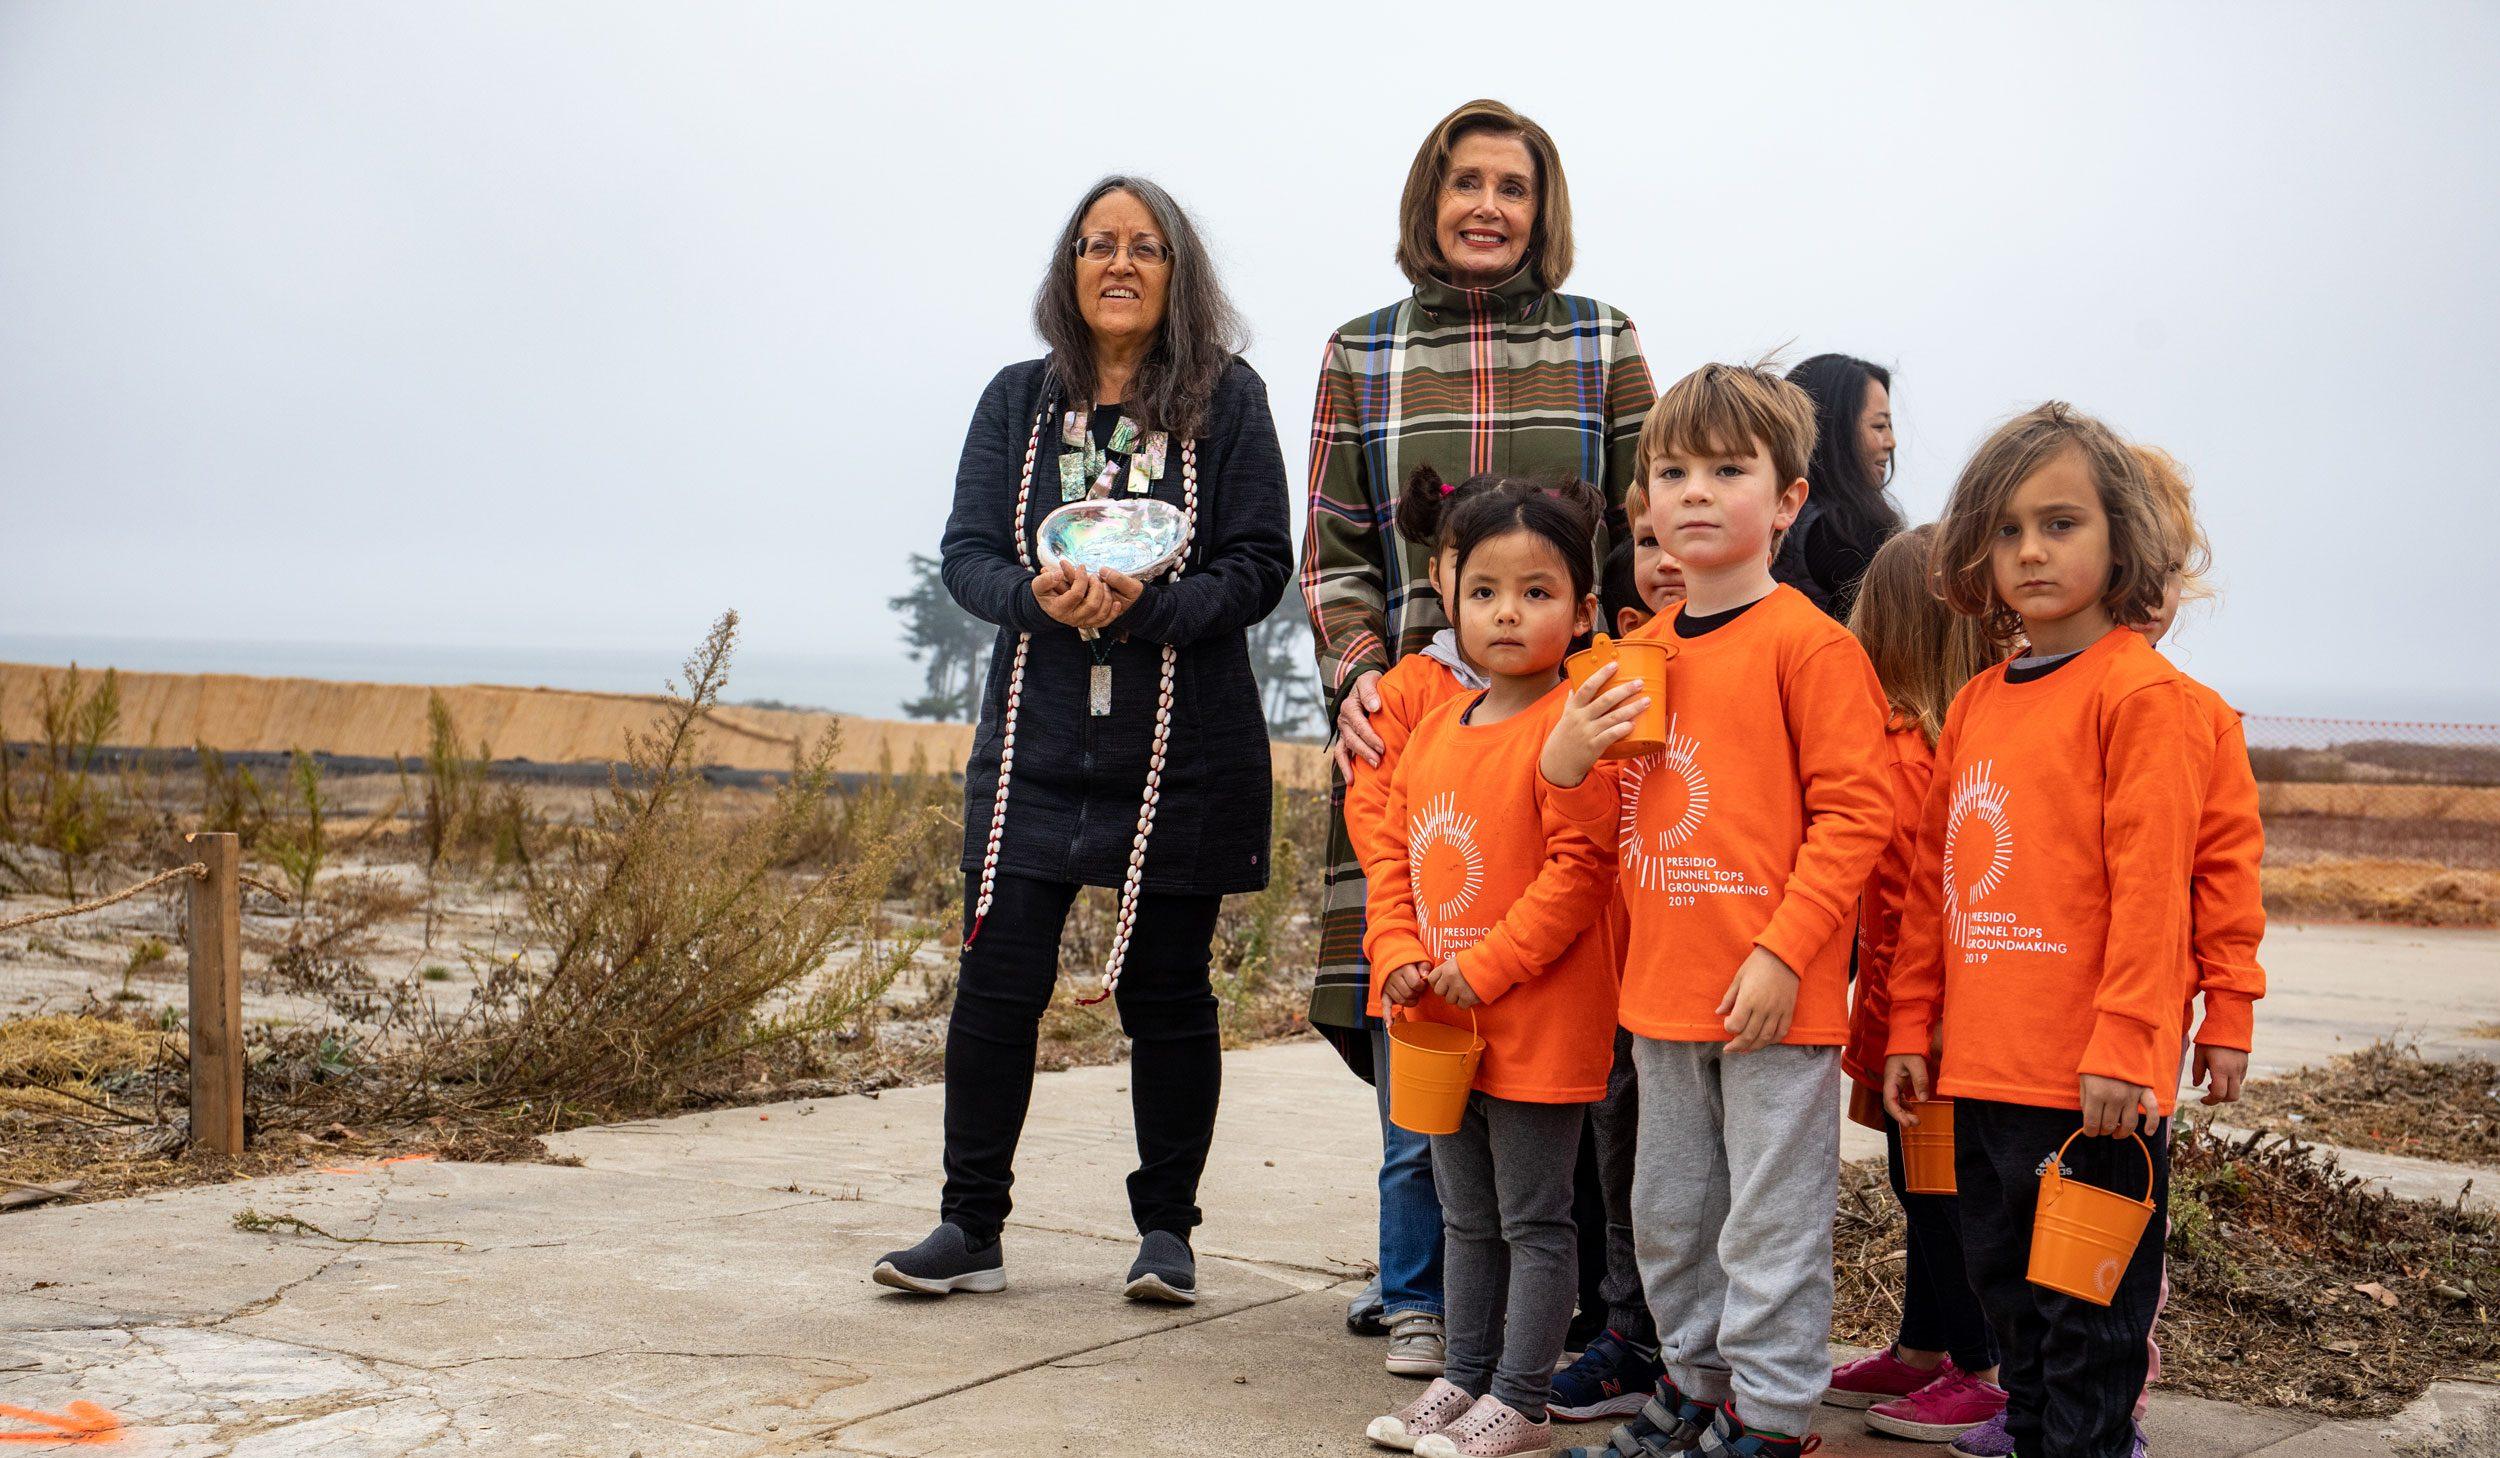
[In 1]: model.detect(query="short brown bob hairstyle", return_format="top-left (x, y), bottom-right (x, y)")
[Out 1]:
top-left (1931, 402), bottom-right (2180, 645)
top-left (1636, 360), bottom-right (1819, 488)
top-left (1397, 99), bottom-right (1574, 291)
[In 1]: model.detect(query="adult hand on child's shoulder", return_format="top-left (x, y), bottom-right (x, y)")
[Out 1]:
top-left (1717, 946), bottom-right (1798, 1054)
top-left (1427, 958), bottom-right (1480, 1009)
top-left (1541, 662), bottom-right (1648, 788)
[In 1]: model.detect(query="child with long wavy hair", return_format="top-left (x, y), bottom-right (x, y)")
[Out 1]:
top-left (1884, 403), bottom-right (2206, 1458)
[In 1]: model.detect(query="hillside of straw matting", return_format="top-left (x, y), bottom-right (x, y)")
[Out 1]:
top-left (0, 661), bottom-right (1329, 788)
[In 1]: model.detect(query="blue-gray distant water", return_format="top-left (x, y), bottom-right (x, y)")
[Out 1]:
top-left (0, 633), bottom-right (932, 721)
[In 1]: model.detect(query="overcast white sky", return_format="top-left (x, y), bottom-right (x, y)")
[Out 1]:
top-left (3, 2), bottom-right (2495, 721)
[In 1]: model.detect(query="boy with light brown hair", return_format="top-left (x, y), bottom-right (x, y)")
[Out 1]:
top-left (1546, 362), bottom-right (1894, 1458)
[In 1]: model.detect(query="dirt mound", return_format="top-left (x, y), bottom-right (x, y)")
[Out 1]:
top-left (0, 661), bottom-right (1328, 787)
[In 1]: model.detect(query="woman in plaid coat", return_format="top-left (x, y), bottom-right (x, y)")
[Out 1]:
top-left (1301, 98), bottom-right (1654, 1367)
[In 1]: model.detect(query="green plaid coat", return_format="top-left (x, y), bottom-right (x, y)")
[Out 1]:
top-left (1299, 267), bottom-right (1654, 1029)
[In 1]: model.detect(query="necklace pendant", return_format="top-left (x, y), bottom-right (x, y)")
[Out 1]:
top-left (1090, 663), bottom-right (1113, 716)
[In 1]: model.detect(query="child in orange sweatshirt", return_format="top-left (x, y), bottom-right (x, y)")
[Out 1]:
top-left (1545, 362), bottom-right (1895, 1458)
top-left (1822, 525), bottom-right (2009, 1444)
top-left (1883, 404), bottom-right (2209, 1458)
top-left (1344, 464), bottom-right (1504, 1379)
top-left (1362, 478), bottom-right (1623, 1458)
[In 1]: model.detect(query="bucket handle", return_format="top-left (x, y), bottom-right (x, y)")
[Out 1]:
top-left (2046, 1128), bottom-right (2156, 1207)
top-left (1390, 999), bottom-right (1480, 1040)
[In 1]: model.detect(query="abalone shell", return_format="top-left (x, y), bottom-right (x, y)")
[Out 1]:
top-left (1036, 498), bottom-right (1189, 579)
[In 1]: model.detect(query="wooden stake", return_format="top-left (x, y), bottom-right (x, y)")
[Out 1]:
top-left (185, 831), bottom-right (244, 1155)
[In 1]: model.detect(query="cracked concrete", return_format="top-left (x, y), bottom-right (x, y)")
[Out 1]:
top-left (3, 921), bottom-right (2497, 1455)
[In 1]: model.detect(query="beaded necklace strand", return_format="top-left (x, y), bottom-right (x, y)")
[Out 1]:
top-left (967, 396), bottom-right (1199, 1007)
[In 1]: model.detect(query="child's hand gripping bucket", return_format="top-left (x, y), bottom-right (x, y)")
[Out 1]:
top-left (1563, 635), bottom-right (1675, 759)
top-left (1898, 1099), bottom-right (1958, 1194)
top-left (1387, 1005), bottom-right (1483, 1136)
top-left (2026, 1129), bottom-right (2157, 1305)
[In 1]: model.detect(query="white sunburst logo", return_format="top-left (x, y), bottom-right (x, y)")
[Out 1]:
top-left (1617, 714), bottom-right (1711, 892)
top-left (1942, 760), bottom-right (2014, 947)
top-left (1408, 792), bottom-right (1486, 958)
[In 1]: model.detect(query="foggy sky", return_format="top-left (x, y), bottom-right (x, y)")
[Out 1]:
top-left (3, 1), bottom-right (2495, 721)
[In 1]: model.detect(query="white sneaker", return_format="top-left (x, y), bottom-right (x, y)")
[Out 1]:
top-left (1386, 1310), bottom-right (1447, 1378)
top-left (1367, 1377), bottom-right (1475, 1452)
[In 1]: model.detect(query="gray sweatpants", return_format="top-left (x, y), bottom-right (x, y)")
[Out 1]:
top-left (1430, 1091), bottom-right (1587, 1419)
top-left (1629, 1037), bottom-right (1840, 1439)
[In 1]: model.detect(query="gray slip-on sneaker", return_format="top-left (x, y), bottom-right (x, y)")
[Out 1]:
top-left (871, 1224), bottom-right (1005, 1296)
top-left (1121, 1230), bottom-right (1197, 1305)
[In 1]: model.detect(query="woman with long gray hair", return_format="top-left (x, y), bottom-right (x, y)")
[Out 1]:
top-left (873, 176), bottom-right (1290, 1304)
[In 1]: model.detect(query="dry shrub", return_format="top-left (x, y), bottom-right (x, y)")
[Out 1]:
top-left (0, 664), bottom-right (153, 898)
top-left (455, 612), bottom-right (923, 1117)
top-left (2236, 1039), bottom-right (2500, 1164)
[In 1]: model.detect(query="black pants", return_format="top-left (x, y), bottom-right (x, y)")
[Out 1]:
top-left (1957, 1099), bottom-right (2169, 1458)
top-left (1884, 1117), bottom-right (1999, 1373)
top-left (939, 873), bottom-right (1223, 1248)
top-left (1586, 1026), bottom-right (1656, 1344)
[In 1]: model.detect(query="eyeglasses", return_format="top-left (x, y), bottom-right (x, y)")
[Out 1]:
top-left (1073, 234), bottom-right (1173, 267)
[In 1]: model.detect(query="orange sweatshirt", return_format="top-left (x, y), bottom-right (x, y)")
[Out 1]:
top-left (1366, 681), bottom-right (1621, 1102)
top-left (1549, 586), bottom-right (1895, 1045)
top-left (1344, 651), bottom-right (1478, 1016)
top-left (1885, 629), bottom-right (2209, 1113)
top-left (2182, 675), bottom-right (2267, 1053)
top-left (1843, 714), bottom-right (1936, 1090)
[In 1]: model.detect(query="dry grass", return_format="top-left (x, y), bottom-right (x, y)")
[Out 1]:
top-left (2237, 1040), bottom-right (2500, 1165)
top-left (1833, 1124), bottom-right (2500, 1418)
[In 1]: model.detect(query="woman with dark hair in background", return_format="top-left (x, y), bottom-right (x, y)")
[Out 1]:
top-left (875, 174), bottom-right (1290, 1305)
top-left (1775, 353), bottom-right (1905, 618)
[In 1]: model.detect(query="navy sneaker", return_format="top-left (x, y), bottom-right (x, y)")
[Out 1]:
top-left (872, 1223), bottom-right (1004, 1295)
top-left (1550, 1328), bottom-right (1667, 1423)
top-left (1560, 1375), bottom-right (1716, 1457)
top-left (1121, 1230), bottom-right (1197, 1305)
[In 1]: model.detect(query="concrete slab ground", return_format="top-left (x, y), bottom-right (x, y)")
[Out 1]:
top-left (0, 921), bottom-right (2493, 1455)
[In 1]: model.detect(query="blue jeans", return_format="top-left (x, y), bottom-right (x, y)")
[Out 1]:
top-left (1371, 1020), bottom-right (1445, 1317)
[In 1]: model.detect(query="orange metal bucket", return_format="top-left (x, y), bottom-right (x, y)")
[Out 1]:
top-left (1898, 1100), bottom-right (1958, 1194)
top-left (1387, 1007), bottom-right (1483, 1136)
top-left (1563, 635), bottom-right (1674, 759)
top-left (1846, 1081), bottom-right (1885, 1132)
top-left (2027, 1130), bottom-right (2157, 1305)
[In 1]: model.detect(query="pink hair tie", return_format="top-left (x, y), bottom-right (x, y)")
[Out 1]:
top-left (1440, 480), bottom-right (1455, 495)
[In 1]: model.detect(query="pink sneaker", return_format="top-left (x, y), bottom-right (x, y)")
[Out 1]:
top-left (1823, 1347), bottom-right (1955, 1409)
top-left (1865, 1369), bottom-right (2010, 1441)
top-left (1368, 1378), bottom-right (1475, 1452)
top-left (1414, 1394), bottom-right (1550, 1457)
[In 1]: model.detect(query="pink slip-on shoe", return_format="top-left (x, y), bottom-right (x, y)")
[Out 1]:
top-left (1823, 1347), bottom-right (1955, 1409)
top-left (1866, 1369), bottom-right (2010, 1441)
top-left (1368, 1378), bottom-right (1476, 1452)
top-left (1414, 1394), bottom-right (1552, 1457)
